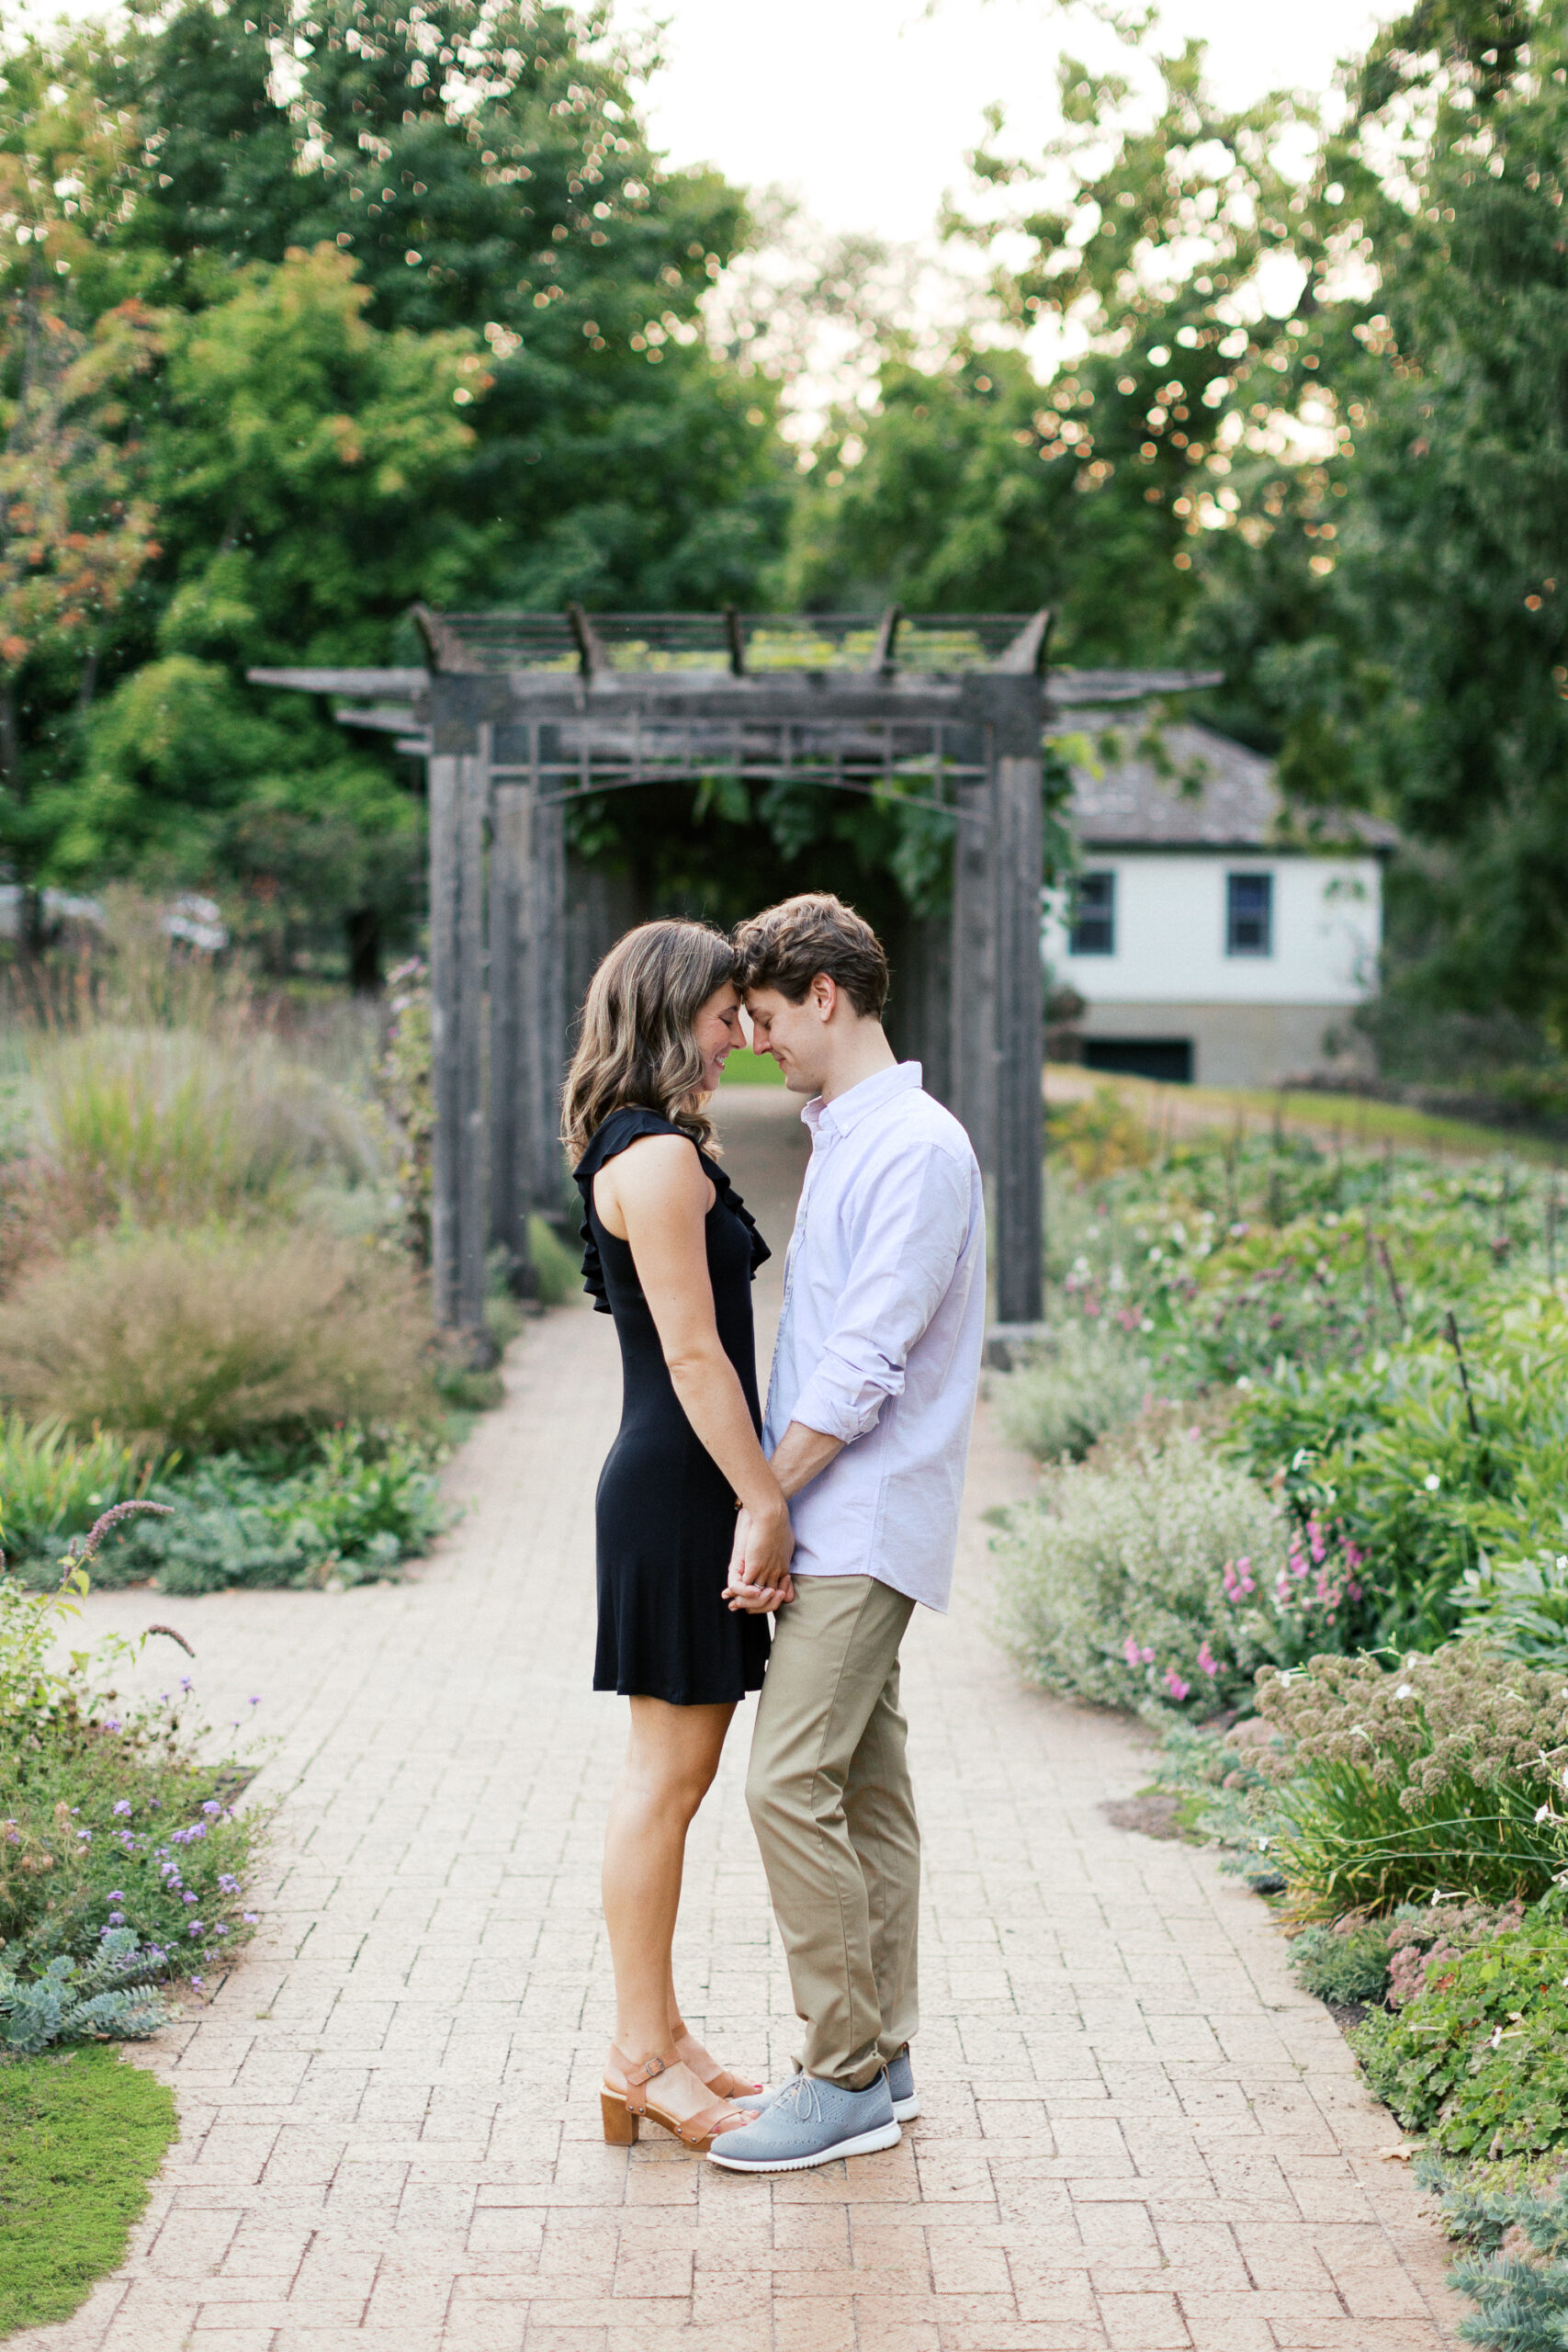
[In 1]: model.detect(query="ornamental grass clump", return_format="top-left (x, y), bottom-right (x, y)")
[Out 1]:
top-left (1248, 1645), bottom-right (1568, 1917)
top-left (995, 1424), bottom-right (1288, 1713)
top-left (27, 1025), bottom-right (379, 1243)
top-left (0, 1225), bottom-right (438, 1451)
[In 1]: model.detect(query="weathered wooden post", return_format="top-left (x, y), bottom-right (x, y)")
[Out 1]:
top-left (991, 617), bottom-right (1050, 1328)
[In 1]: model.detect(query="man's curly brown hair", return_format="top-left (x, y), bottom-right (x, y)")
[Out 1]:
top-left (730, 893), bottom-right (888, 1020)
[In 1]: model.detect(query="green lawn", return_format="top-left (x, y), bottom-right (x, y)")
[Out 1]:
top-left (719, 1051), bottom-right (785, 1086)
top-left (0, 2047), bottom-right (177, 2335)
top-left (1046, 1066), bottom-right (1560, 1163)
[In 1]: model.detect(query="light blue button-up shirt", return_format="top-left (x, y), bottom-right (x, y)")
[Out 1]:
top-left (762, 1061), bottom-right (987, 1612)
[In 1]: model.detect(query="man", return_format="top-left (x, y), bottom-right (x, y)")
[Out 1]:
top-left (709, 891), bottom-right (987, 2175)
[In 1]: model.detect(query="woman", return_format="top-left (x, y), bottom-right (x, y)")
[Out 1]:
top-left (562, 920), bottom-right (795, 2154)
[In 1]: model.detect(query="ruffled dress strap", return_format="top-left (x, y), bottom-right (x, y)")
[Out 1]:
top-left (574, 1106), bottom-right (684, 1313)
top-left (702, 1157), bottom-right (772, 1282)
top-left (573, 1105), bottom-right (770, 1309)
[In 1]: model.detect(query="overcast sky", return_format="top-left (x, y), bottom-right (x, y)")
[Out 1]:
top-left (636, 0), bottom-right (1389, 246)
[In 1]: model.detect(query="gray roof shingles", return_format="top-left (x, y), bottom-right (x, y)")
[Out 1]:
top-left (1059, 715), bottom-right (1398, 853)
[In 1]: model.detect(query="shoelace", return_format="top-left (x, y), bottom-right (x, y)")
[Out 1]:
top-left (775, 2074), bottom-right (825, 2127)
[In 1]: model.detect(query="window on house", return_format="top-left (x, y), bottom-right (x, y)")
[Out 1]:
top-left (1226, 871), bottom-right (1273, 956)
top-left (1069, 869), bottom-right (1116, 955)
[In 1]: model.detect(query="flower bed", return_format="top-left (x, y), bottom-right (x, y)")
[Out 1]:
top-left (998, 1105), bottom-right (1568, 2343)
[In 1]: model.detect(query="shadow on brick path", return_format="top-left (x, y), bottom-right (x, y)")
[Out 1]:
top-left (11, 1091), bottom-right (1464, 2352)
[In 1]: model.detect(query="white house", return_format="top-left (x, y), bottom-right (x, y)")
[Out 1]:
top-left (1042, 716), bottom-right (1394, 1088)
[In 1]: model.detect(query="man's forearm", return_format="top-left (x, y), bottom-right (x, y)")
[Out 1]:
top-left (770, 1419), bottom-right (845, 1499)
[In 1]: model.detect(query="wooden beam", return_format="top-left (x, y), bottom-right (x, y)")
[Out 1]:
top-left (248, 667), bottom-right (427, 695)
top-left (995, 607), bottom-right (1053, 675)
top-left (567, 604), bottom-right (608, 679)
top-left (867, 605), bottom-right (903, 674)
top-left (333, 703), bottom-right (419, 733)
top-left (412, 604), bottom-right (481, 673)
top-left (724, 605), bottom-right (748, 677)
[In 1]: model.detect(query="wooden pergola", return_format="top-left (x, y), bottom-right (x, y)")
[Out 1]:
top-left (254, 608), bottom-right (1214, 1345)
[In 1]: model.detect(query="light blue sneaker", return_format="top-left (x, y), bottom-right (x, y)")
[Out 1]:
top-left (708, 2069), bottom-right (901, 2172)
top-left (886, 2044), bottom-right (919, 2121)
top-left (739, 2045), bottom-right (919, 2124)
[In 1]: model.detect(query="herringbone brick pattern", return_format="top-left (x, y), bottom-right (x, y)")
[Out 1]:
top-left (9, 1094), bottom-right (1462, 2352)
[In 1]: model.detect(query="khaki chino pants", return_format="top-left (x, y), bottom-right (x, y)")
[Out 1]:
top-left (746, 1574), bottom-right (919, 2090)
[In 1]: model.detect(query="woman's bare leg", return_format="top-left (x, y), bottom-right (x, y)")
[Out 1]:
top-left (602, 1696), bottom-right (734, 2124)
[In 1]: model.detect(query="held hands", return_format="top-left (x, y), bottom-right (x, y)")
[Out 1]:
top-left (723, 1500), bottom-right (795, 1613)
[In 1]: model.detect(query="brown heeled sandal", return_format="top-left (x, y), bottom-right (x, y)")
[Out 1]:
top-left (600, 2049), bottom-right (750, 2153)
top-left (675, 2039), bottom-right (762, 2102)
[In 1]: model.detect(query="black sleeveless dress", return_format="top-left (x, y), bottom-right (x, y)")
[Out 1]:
top-left (574, 1105), bottom-right (773, 1705)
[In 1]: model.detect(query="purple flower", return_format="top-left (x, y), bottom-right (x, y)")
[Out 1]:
top-left (201, 1801), bottom-right (220, 1818)
top-left (187, 1922), bottom-right (204, 1937)
top-left (218, 1874), bottom-right (240, 1894)
top-left (242, 1912), bottom-right (258, 1925)
top-left (249, 1696), bottom-right (260, 1706)
top-left (180, 1677), bottom-right (194, 1693)
top-left (107, 1890), bottom-right (125, 1901)
top-left (183, 1892), bottom-right (197, 1905)
top-left (189, 1974), bottom-right (204, 1988)
top-left (108, 1912), bottom-right (125, 1926)
top-left (113, 1800), bottom-right (132, 1816)
top-left (76, 1828), bottom-right (92, 1842)
top-left (103, 1719), bottom-right (123, 1733)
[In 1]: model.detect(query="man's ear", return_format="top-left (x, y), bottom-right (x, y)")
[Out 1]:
top-left (810, 973), bottom-right (837, 1023)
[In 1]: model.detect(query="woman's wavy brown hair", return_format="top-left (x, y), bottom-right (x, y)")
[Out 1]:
top-left (560, 919), bottom-right (737, 1166)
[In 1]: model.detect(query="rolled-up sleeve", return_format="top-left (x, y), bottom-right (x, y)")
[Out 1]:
top-left (788, 1141), bottom-right (973, 1444)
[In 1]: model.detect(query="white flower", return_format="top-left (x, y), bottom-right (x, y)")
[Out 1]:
top-left (1424, 1474), bottom-right (1441, 1492)
top-left (1395, 1685), bottom-right (1414, 1700)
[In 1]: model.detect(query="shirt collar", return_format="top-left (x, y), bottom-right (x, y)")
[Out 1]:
top-left (802, 1060), bottom-right (923, 1143)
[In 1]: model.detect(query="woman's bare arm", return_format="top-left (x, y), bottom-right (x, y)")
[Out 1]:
top-left (597, 1135), bottom-right (794, 1598)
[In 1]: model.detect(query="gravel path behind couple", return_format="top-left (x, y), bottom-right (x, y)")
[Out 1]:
top-left (11, 1091), bottom-right (1461, 2352)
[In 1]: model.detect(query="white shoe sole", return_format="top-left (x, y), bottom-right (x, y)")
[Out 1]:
top-left (709, 2119), bottom-right (902, 2173)
top-left (891, 2093), bottom-right (919, 2121)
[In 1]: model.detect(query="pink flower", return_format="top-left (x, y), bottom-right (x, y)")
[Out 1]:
top-left (1142, 1645), bottom-right (1155, 1665)
top-left (1197, 1642), bottom-right (1219, 1679)
top-left (1235, 1555), bottom-right (1255, 1593)
top-left (1308, 1517), bottom-right (1327, 1566)
top-left (1164, 1668), bottom-right (1190, 1701)
top-left (1123, 1635), bottom-right (1143, 1669)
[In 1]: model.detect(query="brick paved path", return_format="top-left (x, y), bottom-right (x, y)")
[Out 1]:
top-left (13, 1093), bottom-right (1461, 2352)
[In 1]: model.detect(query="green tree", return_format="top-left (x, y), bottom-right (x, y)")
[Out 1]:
top-left (785, 43), bottom-right (1342, 668)
top-left (1295, 0), bottom-right (1568, 1026)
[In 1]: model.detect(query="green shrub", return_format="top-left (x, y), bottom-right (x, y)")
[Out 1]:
top-left (64, 1428), bottom-right (449, 1593)
top-left (994, 1425), bottom-right (1287, 1713)
top-left (1350, 1896), bottom-right (1568, 2159)
top-left (1288, 1917), bottom-right (1395, 2005)
top-left (991, 1315), bottom-right (1154, 1461)
top-left (1250, 1646), bottom-right (1568, 1915)
top-left (1459, 1549), bottom-right (1568, 1663)
top-left (0, 2044), bottom-right (178, 2335)
top-left (1232, 1289), bottom-right (1568, 1654)
top-left (0, 1414), bottom-right (160, 1563)
top-left (0, 1225), bottom-right (438, 1451)
top-left (29, 1024), bottom-right (379, 1238)
top-left (528, 1212), bottom-right (582, 1308)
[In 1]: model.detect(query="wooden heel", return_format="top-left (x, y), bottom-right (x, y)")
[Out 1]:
top-left (601, 2089), bottom-right (638, 2145)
